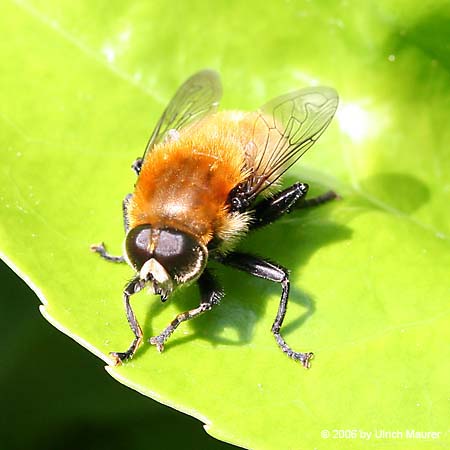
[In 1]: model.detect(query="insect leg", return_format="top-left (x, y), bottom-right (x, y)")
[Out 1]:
top-left (131, 157), bottom-right (143, 175)
top-left (250, 183), bottom-right (338, 230)
top-left (110, 277), bottom-right (145, 365)
top-left (90, 193), bottom-right (132, 262)
top-left (216, 252), bottom-right (313, 368)
top-left (249, 182), bottom-right (309, 230)
top-left (149, 269), bottom-right (223, 352)
top-left (90, 242), bottom-right (125, 263)
top-left (294, 190), bottom-right (338, 210)
top-left (122, 193), bottom-right (132, 233)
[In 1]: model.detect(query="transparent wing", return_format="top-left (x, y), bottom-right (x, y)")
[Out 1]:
top-left (245, 86), bottom-right (338, 199)
top-left (142, 69), bottom-right (222, 158)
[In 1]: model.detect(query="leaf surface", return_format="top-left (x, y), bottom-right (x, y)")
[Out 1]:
top-left (1, 1), bottom-right (449, 448)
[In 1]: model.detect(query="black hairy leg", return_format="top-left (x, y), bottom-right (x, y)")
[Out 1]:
top-left (110, 276), bottom-right (146, 364)
top-left (216, 251), bottom-right (313, 368)
top-left (250, 182), bottom-right (338, 231)
top-left (149, 269), bottom-right (223, 351)
top-left (295, 189), bottom-right (338, 210)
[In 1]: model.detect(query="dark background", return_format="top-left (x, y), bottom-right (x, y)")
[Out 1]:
top-left (0, 260), bottom-right (235, 450)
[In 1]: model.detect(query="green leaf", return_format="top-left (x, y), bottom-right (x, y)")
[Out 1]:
top-left (1, 1), bottom-right (449, 449)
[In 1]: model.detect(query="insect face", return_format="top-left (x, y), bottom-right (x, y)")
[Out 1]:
top-left (125, 224), bottom-right (207, 301)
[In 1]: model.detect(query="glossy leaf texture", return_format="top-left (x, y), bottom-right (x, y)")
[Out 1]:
top-left (1, 1), bottom-right (449, 449)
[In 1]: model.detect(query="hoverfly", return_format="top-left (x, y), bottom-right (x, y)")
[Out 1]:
top-left (92, 70), bottom-right (338, 368)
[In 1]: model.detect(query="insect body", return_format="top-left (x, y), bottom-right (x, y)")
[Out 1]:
top-left (92, 70), bottom-right (338, 368)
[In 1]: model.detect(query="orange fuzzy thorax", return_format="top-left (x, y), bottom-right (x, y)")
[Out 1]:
top-left (127, 111), bottom-right (258, 246)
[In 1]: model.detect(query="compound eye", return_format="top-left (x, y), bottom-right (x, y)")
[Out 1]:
top-left (125, 225), bottom-right (152, 270)
top-left (154, 229), bottom-right (207, 284)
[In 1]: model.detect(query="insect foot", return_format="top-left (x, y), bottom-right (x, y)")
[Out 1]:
top-left (149, 335), bottom-right (167, 352)
top-left (109, 351), bottom-right (132, 366)
top-left (295, 351), bottom-right (314, 369)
